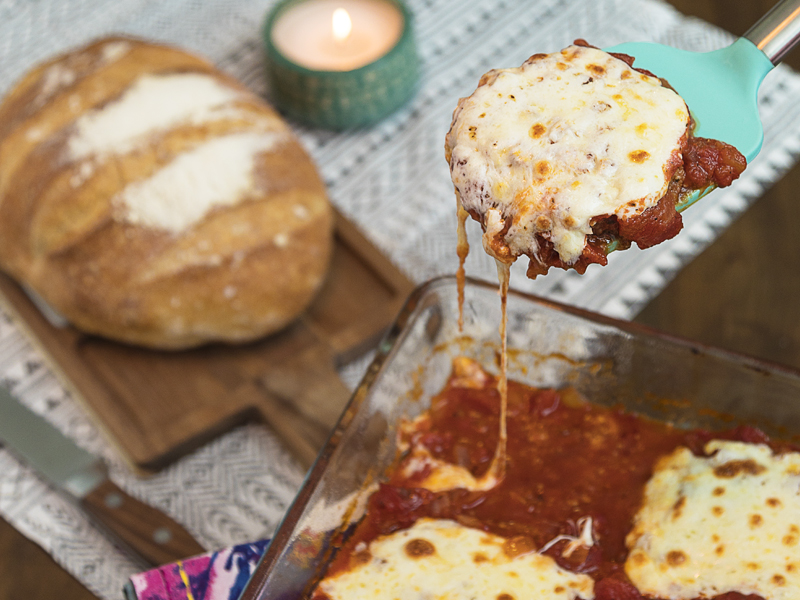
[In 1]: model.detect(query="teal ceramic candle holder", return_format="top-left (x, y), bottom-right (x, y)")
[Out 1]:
top-left (263, 0), bottom-right (419, 130)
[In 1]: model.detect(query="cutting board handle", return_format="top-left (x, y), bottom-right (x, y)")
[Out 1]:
top-left (257, 344), bottom-right (352, 468)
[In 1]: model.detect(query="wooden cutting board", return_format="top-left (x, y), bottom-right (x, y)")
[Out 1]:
top-left (0, 211), bottom-right (414, 472)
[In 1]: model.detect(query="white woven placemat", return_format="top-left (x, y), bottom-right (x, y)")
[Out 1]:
top-left (2, 0), bottom-right (800, 597)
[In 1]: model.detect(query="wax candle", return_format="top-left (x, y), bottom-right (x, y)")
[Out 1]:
top-left (271, 0), bottom-right (404, 72)
top-left (263, 0), bottom-right (419, 129)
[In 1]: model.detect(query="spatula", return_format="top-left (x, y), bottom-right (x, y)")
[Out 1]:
top-left (606, 0), bottom-right (800, 212)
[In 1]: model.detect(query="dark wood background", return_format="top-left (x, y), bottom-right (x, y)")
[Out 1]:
top-left (636, 1), bottom-right (800, 370)
top-left (2, 0), bottom-right (798, 598)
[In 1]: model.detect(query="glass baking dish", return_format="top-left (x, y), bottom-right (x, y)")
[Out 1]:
top-left (240, 275), bottom-right (800, 600)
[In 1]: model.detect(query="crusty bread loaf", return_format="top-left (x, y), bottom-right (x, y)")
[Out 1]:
top-left (0, 36), bottom-right (334, 349)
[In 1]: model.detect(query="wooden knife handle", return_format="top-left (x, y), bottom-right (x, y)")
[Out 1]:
top-left (80, 479), bottom-right (206, 566)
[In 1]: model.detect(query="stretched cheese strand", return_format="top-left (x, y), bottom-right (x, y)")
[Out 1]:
top-left (456, 199), bottom-right (470, 332)
top-left (454, 198), bottom-right (507, 488)
top-left (485, 258), bottom-right (510, 485)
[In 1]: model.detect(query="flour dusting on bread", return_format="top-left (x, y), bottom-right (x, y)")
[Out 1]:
top-left (68, 73), bottom-right (249, 159)
top-left (99, 40), bottom-right (131, 64)
top-left (114, 131), bottom-right (285, 233)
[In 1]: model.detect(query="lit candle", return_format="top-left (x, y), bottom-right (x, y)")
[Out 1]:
top-left (263, 0), bottom-right (418, 129)
top-left (270, 0), bottom-right (404, 72)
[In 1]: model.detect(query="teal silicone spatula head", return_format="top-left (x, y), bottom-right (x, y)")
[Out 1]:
top-left (606, 0), bottom-right (800, 211)
top-left (605, 39), bottom-right (772, 162)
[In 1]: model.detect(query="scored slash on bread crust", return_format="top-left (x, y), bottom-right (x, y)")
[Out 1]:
top-left (0, 36), bottom-right (334, 349)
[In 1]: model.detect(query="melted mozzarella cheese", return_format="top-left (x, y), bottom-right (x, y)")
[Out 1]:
top-left (317, 519), bottom-right (594, 600)
top-left (446, 45), bottom-right (689, 264)
top-left (399, 446), bottom-right (499, 492)
top-left (625, 441), bottom-right (800, 600)
top-left (397, 357), bottom-right (500, 492)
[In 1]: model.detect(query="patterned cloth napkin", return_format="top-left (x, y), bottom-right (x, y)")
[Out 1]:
top-left (2, 0), bottom-right (800, 598)
top-left (123, 541), bottom-right (270, 600)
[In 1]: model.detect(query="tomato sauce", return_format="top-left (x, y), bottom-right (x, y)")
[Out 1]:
top-left (320, 363), bottom-right (796, 600)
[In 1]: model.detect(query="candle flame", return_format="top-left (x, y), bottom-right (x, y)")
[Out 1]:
top-left (332, 7), bottom-right (352, 42)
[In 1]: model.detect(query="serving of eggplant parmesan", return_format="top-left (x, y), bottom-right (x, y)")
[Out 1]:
top-left (446, 41), bottom-right (747, 277)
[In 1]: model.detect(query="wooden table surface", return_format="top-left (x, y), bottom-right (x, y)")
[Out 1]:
top-left (2, 1), bottom-right (798, 598)
top-left (637, 0), bottom-right (800, 372)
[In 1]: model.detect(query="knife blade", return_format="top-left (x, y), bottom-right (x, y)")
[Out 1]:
top-left (0, 384), bottom-right (206, 566)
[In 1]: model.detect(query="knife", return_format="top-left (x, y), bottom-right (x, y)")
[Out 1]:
top-left (0, 384), bottom-right (206, 566)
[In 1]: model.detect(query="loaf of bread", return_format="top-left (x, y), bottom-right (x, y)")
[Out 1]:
top-left (0, 37), bottom-right (334, 349)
